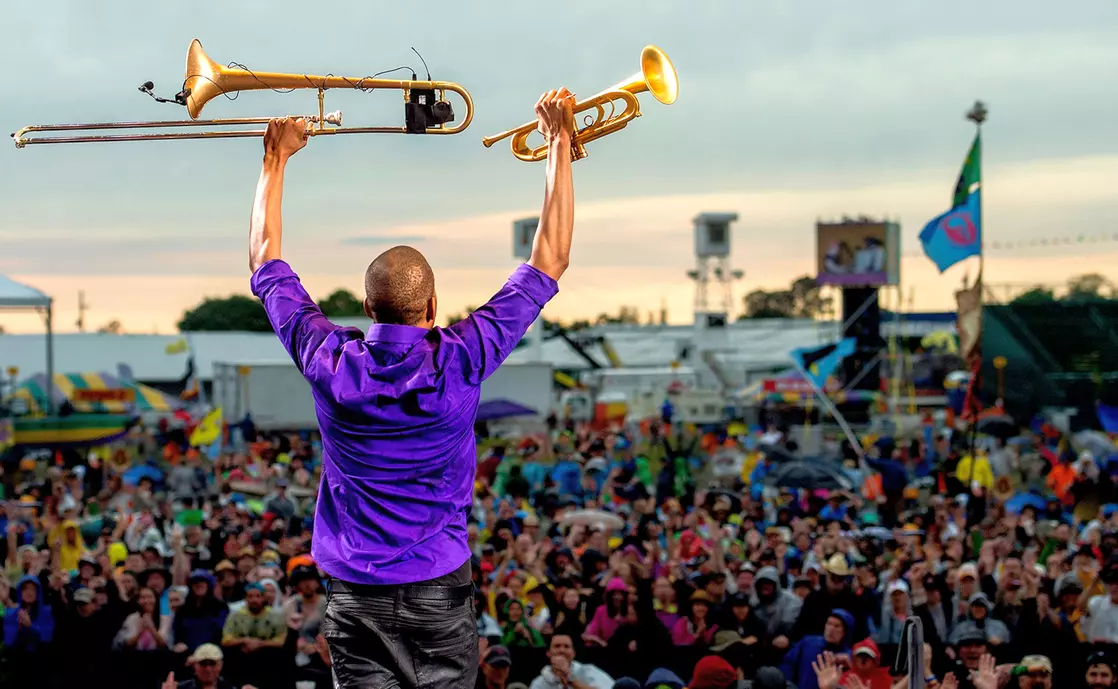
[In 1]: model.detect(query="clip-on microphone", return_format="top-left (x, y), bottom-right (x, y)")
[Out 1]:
top-left (138, 81), bottom-right (188, 107)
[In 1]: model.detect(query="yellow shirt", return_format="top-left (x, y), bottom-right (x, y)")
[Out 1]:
top-left (955, 455), bottom-right (993, 492)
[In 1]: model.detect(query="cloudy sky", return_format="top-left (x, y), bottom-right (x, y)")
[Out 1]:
top-left (1, 1), bottom-right (1116, 334)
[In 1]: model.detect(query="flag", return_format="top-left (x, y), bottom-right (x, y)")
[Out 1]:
top-left (165, 338), bottom-right (189, 355)
top-left (919, 190), bottom-right (982, 273)
top-left (790, 337), bottom-right (857, 389)
top-left (190, 407), bottom-right (223, 447)
top-left (952, 132), bottom-right (981, 208)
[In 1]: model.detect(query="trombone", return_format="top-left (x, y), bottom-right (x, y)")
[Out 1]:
top-left (12, 39), bottom-right (474, 148)
top-left (482, 45), bottom-right (677, 162)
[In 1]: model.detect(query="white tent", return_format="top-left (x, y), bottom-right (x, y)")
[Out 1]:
top-left (0, 274), bottom-right (54, 413)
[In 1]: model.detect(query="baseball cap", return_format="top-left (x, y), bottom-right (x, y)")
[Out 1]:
top-left (1019, 656), bottom-right (1052, 674)
top-left (191, 643), bottom-right (224, 663)
top-left (854, 646), bottom-right (879, 660)
top-left (73, 587), bottom-right (95, 604)
top-left (957, 563), bottom-right (979, 580)
top-left (484, 645), bottom-right (512, 668)
top-left (886, 580), bottom-right (910, 596)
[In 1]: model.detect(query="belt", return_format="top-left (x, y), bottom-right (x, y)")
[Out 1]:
top-left (328, 578), bottom-right (474, 601)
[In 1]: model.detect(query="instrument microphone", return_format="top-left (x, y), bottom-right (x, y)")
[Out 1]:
top-left (137, 81), bottom-right (187, 107)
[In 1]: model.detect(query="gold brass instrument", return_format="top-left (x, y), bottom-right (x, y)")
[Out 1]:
top-left (482, 45), bottom-right (677, 162)
top-left (12, 39), bottom-right (474, 148)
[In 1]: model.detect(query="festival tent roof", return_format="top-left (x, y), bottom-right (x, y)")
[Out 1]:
top-left (0, 274), bottom-right (52, 309)
top-left (14, 372), bottom-right (185, 414)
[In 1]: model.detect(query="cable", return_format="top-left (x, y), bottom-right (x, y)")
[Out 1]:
top-left (411, 47), bottom-right (431, 81)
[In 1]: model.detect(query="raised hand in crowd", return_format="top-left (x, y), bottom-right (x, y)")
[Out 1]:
top-left (813, 651), bottom-right (843, 689)
top-left (970, 654), bottom-right (999, 689)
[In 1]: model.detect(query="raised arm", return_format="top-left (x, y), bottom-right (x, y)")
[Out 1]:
top-left (249, 117), bottom-right (308, 273)
top-left (527, 88), bottom-right (576, 282)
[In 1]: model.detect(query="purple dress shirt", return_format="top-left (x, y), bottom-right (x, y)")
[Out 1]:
top-left (251, 259), bottom-right (559, 585)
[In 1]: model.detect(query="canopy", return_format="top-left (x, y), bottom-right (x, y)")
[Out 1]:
top-left (476, 399), bottom-right (538, 422)
top-left (0, 274), bottom-right (51, 309)
top-left (14, 372), bottom-right (185, 414)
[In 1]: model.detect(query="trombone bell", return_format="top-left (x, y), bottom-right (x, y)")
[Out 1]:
top-left (482, 45), bottom-right (677, 162)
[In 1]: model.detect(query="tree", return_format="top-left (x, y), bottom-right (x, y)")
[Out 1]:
top-left (595, 306), bottom-right (641, 325)
top-left (97, 320), bottom-right (124, 334)
top-left (1010, 287), bottom-right (1055, 306)
top-left (1066, 273), bottom-right (1112, 302)
top-left (178, 295), bottom-right (272, 332)
top-left (445, 306), bottom-right (477, 327)
top-left (317, 289), bottom-right (365, 317)
top-left (740, 275), bottom-right (831, 319)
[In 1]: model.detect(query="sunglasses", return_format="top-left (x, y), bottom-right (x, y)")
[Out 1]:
top-left (197, 660), bottom-right (219, 668)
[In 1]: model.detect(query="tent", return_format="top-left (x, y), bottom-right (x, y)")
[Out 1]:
top-left (0, 274), bottom-right (54, 413)
top-left (476, 399), bottom-right (538, 422)
top-left (14, 372), bottom-right (185, 414)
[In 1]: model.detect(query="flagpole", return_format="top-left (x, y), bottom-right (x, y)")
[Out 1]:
top-left (965, 100), bottom-right (987, 461)
top-left (789, 358), bottom-right (865, 457)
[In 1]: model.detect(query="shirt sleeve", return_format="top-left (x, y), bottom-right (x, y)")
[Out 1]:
top-left (250, 259), bottom-right (339, 377)
top-left (445, 263), bottom-right (559, 386)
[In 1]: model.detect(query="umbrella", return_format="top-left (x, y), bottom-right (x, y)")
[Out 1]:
top-left (121, 464), bottom-right (164, 486)
top-left (1075, 431), bottom-right (1116, 458)
top-left (977, 414), bottom-right (1017, 439)
top-left (764, 460), bottom-right (853, 491)
top-left (560, 509), bottom-right (624, 531)
top-left (1004, 492), bottom-right (1047, 514)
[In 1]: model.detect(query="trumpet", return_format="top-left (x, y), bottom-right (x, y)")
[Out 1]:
top-left (12, 39), bottom-right (474, 148)
top-left (482, 45), bottom-right (677, 162)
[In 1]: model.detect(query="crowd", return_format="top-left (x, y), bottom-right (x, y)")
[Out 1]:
top-left (1, 412), bottom-right (1118, 689)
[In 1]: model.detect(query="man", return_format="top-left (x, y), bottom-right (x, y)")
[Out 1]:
top-left (161, 643), bottom-right (258, 689)
top-left (1014, 655), bottom-right (1053, 689)
top-left (249, 86), bottom-right (577, 689)
top-left (221, 583), bottom-right (286, 650)
top-left (476, 644), bottom-right (513, 689)
top-left (528, 634), bottom-right (613, 689)
top-left (781, 610), bottom-right (854, 689)
top-left (1087, 651), bottom-right (1116, 689)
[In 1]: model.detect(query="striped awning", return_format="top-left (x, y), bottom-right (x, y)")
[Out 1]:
top-left (14, 372), bottom-right (184, 414)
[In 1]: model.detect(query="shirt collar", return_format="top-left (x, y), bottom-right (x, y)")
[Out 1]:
top-left (366, 323), bottom-right (431, 344)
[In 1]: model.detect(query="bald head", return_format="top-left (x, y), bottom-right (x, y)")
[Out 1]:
top-left (363, 246), bottom-right (436, 326)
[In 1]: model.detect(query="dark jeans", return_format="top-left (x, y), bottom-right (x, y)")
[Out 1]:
top-left (322, 562), bottom-right (478, 689)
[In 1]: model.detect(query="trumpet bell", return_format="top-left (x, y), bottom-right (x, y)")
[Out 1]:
top-left (633, 45), bottom-right (678, 105)
top-left (183, 39), bottom-right (228, 120)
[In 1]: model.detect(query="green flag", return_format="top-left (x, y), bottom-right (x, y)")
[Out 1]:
top-left (952, 132), bottom-right (981, 208)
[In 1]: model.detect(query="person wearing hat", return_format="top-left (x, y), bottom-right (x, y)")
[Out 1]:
top-left (841, 639), bottom-right (891, 689)
top-left (876, 579), bottom-right (912, 646)
top-left (477, 644), bottom-right (513, 689)
top-left (792, 555), bottom-right (870, 642)
top-left (53, 586), bottom-right (115, 689)
top-left (1014, 655), bottom-right (1053, 689)
top-left (159, 642), bottom-right (257, 689)
top-left (1087, 650), bottom-right (1116, 689)
top-left (172, 570), bottom-right (229, 654)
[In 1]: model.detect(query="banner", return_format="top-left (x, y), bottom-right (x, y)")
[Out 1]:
top-left (72, 388), bottom-right (136, 404)
top-left (956, 279), bottom-right (983, 364)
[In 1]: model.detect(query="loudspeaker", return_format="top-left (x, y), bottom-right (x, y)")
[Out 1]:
top-left (841, 287), bottom-right (883, 391)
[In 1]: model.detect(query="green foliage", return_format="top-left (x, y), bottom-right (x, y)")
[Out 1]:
top-left (1011, 273), bottom-right (1116, 306)
top-left (178, 295), bottom-right (272, 332)
top-left (316, 289), bottom-right (365, 317)
top-left (741, 275), bottom-right (832, 319)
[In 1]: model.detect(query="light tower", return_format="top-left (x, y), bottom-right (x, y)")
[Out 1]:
top-left (687, 213), bottom-right (743, 320)
top-left (512, 217), bottom-right (545, 361)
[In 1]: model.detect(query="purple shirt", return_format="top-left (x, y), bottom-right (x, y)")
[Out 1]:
top-left (251, 259), bottom-right (558, 585)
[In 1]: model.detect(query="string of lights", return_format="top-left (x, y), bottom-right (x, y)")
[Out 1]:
top-left (901, 231), bottom-right (1118, 259)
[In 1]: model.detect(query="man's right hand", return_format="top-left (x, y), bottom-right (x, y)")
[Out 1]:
top-left (535, 88), bottom-right (576, 141)
top-left (263, 117), bottom-right (308, 161)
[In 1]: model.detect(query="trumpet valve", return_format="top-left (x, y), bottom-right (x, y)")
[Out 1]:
top-left (314, 110), bottom-right (343, 127)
